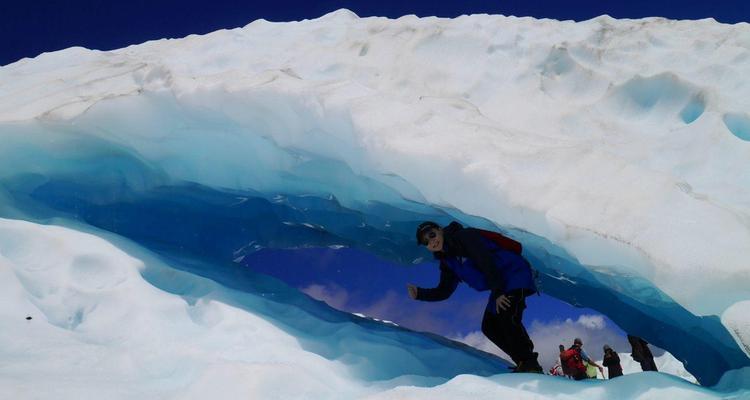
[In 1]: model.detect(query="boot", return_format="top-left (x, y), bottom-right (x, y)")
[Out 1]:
top-left (514, 353), bottom-right (543, 374)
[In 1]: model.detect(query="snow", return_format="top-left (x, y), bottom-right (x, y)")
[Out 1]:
top-left (596, 352), bottom-right (698, 383)
top-left (3, 11), bottom-right (748, 315)
top-left (0, 8), bottom-right (749, 397)
top-left (0, 219), bottom-right (359, 399)
top-left (0, 217), bottom-right (739, 399)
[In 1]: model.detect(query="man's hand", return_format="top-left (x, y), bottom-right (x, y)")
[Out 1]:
top-left (496, 294), bottom-right (513, 313)
top-left (407, 284), bottom-right (418, 299)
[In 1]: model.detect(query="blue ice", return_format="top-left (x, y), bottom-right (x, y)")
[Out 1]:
top-left (0, 93), bottom-right (748, 388)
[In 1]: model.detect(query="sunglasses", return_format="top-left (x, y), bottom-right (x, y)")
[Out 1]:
top-left (420, 230), bottom-right (437, 246)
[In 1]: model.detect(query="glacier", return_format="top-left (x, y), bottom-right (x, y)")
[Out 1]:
top-left (1, 9), bottom-right (750, 398)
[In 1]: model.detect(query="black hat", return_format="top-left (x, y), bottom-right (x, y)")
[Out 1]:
top-left (416, 221), bottom-right (440, 245)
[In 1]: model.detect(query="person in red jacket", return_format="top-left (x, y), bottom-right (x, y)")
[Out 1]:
top-left (559, 344), bottom-right (574, 378)
top-left (407, 221), bottom-right (542, 373)
top-left (561, 340), bottom-right (588, 380)
top-left (561, 338), bottom-right (603, 380)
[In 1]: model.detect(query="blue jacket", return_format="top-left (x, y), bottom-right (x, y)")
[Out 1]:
top-left (416, 222), bottom-right (536, 307)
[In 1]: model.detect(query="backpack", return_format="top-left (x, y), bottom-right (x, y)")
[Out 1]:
top-left (477, 228), bottom-right (540, 294)
top-left (560, 356), bottom-right (575, 376)
top-left (476, 229), bottom-right (523, 254)
top-left (560, 347), bottom-right (586, 375)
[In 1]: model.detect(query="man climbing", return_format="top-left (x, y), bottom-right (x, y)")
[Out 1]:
top-left (407, 221), bottom-right (542, 373)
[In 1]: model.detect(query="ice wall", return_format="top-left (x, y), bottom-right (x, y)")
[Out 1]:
top-left (1, 10), bottom-right (749, 386)
top-left (0, 92), bottom-right (746, 385)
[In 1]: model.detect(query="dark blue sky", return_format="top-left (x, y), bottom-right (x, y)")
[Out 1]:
top-left (2, 0), bottom-right (749, 66)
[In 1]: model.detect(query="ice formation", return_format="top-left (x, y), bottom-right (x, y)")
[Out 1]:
top-left (1, 9), bottom-right (749, 397)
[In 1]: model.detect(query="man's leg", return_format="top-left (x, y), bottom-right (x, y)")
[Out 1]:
top-left (481, 307), bottom-right (515, 363)
top-left (642, 358), bottom-right (658, 371)
top-left (498, 289), bottom-right (540, 371)
top-left (482, 290), bottom-right (539, 369)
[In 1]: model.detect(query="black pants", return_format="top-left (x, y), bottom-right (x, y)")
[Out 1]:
top-left (573, 371), bottom-right (588, 380)
top-left (481, 289), bottom-right (535, 365)
top-left (640, 359), bottom-right (658, 372)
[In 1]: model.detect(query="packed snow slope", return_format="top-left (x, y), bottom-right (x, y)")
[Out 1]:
top-left (1, 9), bottom-right (749, 389)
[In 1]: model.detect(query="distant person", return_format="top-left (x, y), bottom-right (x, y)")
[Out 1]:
top-left (549, 361), bottom-right (565, 377)
top-left (585, 360), bottom-right (600, 379)
top-left (559, 344), bottom-right (574, 379)
top-left (407, 221), bottom-right (542, 373)
top-left (560, 340), bottom-right (587, 380)
top-left (602, 344), bottom-right (623, 378)
top-left (576, 338), bottom-right (604, 378)
top-left (561, 338), bottom-right (603, 380)
top-left (628, 334), bottom-right (658, 372)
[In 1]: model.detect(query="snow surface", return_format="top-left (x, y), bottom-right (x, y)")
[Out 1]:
top-left (596, 352), bottom-right (697, 383)
top-left (1, 8), bottom-right (750, 397)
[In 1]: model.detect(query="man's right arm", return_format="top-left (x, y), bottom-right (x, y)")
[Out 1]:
top-left (414, 263), bottom-right (460, 302)
top-left (580, 349), bottom-right (592, 363)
